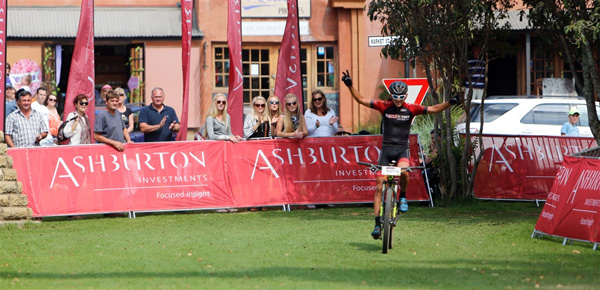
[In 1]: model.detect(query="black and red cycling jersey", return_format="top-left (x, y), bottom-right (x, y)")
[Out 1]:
top-left (371, 100), bottom-right (427, 146)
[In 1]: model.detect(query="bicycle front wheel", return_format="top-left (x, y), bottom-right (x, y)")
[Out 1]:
top-left (382, 187), bottom-right (393, 254)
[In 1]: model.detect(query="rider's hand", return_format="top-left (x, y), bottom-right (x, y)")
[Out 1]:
top-left (341, 70), bottom-right (353, 87)
top-left (449, 95), bottom-right (461, 105)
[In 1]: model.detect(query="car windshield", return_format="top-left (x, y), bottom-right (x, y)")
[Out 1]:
top-left (470, 103), bottom-right (518, 123)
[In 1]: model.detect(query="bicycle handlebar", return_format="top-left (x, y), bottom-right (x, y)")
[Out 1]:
top-left (357, 161), bottom-right (424, 173)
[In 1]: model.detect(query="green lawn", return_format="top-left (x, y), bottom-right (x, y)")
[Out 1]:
top-left (0, 202), bottom-right (598, 289)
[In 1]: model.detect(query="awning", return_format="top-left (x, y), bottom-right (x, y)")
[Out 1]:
top-left (7, 6), bottom-right (203, 39)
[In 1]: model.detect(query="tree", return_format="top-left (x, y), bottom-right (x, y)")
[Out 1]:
top-left (523, 0), bottom-right (600, 144)
top-left (367, 0), bottom-right (514, 201)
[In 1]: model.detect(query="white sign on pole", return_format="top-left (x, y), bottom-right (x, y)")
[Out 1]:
top-left (368, 36), bottom-right (400, 47)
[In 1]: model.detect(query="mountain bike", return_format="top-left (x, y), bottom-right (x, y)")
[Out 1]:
top-left (358, 161), bottom-right (418, 254)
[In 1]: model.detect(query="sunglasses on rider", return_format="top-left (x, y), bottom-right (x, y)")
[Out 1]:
top-left (312, 97), bottom-right (323, 102)
top-left (254, 103), bottom-right (266, 108)
top-left (391, 94), bottom-right (407, 101)
top-left (286, 101), bottom-right (297, 106)
top-left (269, 100), bottom-right (279, 105)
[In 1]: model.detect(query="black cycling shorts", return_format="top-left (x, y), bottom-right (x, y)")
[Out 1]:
top-left (378, 145), bottom-right (410, 166)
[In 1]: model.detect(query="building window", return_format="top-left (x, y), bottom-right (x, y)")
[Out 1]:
top-left (211, 44), bottom-right (337, 108)
top-left (315, 46), bottom-right (335, 88)
top-left (214, 46), bottom-right (230, 88)
top-left (242, 48), bottom-right (271, 103)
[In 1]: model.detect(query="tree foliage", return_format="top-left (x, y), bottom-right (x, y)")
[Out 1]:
top-left (367, 0), bottom-right (514, 202)
top-left (523, 0), bottom-right (600, 143)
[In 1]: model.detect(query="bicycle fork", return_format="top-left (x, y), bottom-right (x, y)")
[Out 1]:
top-left (380, 181), bottom-right (400, 226)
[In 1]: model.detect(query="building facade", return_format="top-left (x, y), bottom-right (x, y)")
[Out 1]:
top-left (6, 0), bottom-right (582, 138)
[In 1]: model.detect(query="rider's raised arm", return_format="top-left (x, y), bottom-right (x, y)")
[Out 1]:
top-left (426, 95), bottom-right (461, 114)
top-left (348, 86), bottom-right (372, 108)
top-left (342, 70), bottom-right (371, 108)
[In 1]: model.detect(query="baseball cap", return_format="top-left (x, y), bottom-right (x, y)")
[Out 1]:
top-left (569, 109), bottom-right (579, 116)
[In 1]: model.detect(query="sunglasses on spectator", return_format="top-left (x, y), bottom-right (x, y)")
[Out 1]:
top-left (312, 97), bottom-right (323, 102)
top-left (216, 100), bottom-right (226, 105)
top-left (119, 93), bottom-right (125, 96)
top-left (269, 100), bottom-right (279, 105)
top-left (79, 102), bottom-right (89, 106)
top-left (391, 94), bottom-right (407, 100)
top-left (48, 98), bottom-right (57, 102)
top-left (254, 103), bottom-right (266, 108)
top-left (286, 101), bottom-right (297, 106)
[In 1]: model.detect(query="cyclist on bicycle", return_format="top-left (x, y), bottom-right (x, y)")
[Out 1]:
top-left (341, 70), bottom-right (460, 239)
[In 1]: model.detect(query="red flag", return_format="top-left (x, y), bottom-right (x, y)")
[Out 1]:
top-left (64, 0), bottom-right (95, 130)
top-left (274, 0), bottom-right (303, 112)
top-left (227, 0), bottom-right (243, 136)
top-left (177, 0), bottom-right (193, 141)
top-left (0, 0), bottom-right (7, 131)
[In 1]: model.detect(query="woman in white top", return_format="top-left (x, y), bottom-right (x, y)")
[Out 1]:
top-left (305, 89), bottom-right (339, 137)
top-left (63, 94), bottom-right (92, 145)
top-left (243, 96), bottom-right (271, 139)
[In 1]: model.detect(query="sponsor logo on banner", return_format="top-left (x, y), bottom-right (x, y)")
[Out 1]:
top-left (10, 136), bottom-right (431, 216)
top-left (535, 155), bottom-right (600, 243)
top-left (471, 134), bottom-right (597, 200)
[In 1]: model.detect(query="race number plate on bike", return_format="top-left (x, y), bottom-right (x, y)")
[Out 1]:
top-left (381, 166), bottom-right (402, 176)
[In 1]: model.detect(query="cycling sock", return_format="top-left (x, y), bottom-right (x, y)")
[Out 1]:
top-left (375, 216), bottom-right (381, 227)
top-left (400, 191), bottom-right (406, 199)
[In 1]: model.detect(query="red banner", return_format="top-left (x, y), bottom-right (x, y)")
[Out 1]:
top-left (227, 0), bottom-right (243, 136)
top-left (535, 155), bottom-right (600, 243)
top-left (8, 135), bottom-right (430, 217)
top-left (274, 0), bottom-right (303, 112)
top-left (0, 0), bottom-right (6, 131)
top-left (64, 0), bottom-right (95, 128)
top-left (471, 134), bottom-right (597, 200)
top-left (177, 0), bottom-right (193, 141)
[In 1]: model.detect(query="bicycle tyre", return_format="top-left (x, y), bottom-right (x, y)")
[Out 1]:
top-left (382, 187), bottom-right (393, 254)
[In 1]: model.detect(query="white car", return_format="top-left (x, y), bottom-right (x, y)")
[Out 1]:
top-left (455, 96), bottom-right (600, 137)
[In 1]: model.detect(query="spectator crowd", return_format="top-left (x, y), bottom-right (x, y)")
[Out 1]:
top-left (5, 83), bottom-right (343, 150)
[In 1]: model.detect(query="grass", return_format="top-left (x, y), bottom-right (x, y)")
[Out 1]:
top-left (0, 202), bottom-right (598, 289)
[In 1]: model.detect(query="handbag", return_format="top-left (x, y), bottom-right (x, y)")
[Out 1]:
top-left (57, 115), bottom-right (78, 143)
top-left (249, 121), bottom-right (270, 139)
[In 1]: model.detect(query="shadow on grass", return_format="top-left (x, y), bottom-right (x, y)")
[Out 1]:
top-left (0, 254), bottom-right (597, 288)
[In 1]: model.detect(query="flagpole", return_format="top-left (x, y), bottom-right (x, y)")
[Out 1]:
top-left (295, 1), bottom-right (303, 108)
top-left (1, 0), bottom-right (7, 132)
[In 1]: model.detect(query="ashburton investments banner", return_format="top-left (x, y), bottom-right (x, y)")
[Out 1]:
top-left (177, 0), bottom-right (193, 141)
top-left (227, 0), bottom-right (244, 136)
top-left (64, 0), bottom-right (95, 128)
top-left (274, 0), bottom-right (303, 112)
top-left (535, 155), bottom-right (600, 244)
top-left (8, 135), bottom-right (430, 217)
top-left (471, 134), bottom-right (597, 200)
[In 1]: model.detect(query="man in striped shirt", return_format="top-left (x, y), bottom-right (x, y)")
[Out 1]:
top-left (5, 89), bottom-right (48, 148)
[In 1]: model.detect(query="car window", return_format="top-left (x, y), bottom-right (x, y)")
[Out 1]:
top-left (573, 104), bottom-right (600, 126)
top-left (470, 103), bottom-right (518, 123)
top-left (521, 104), bottom-right (569, 125)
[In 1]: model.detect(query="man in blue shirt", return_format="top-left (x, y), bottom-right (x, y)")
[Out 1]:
top-left (139, 87), bottom-right (180, 142)
top-left (561, 109), bottom-right (580, 137)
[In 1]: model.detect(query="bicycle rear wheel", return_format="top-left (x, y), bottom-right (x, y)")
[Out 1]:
top-left (382, 187), bottom-right (393, 254)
